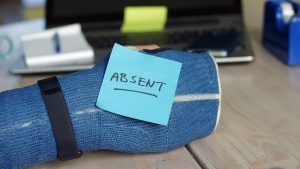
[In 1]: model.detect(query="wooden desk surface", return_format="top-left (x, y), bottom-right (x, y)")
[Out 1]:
top-left (1, 1), bottom-right (300, 168)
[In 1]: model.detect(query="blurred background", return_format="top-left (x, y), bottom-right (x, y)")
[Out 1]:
top-left (0, 0), bottom-right (45, 24)
top-left (0, 0), bottom-right (263, 34)
top-left (0, 0), bottom-right (263, 89)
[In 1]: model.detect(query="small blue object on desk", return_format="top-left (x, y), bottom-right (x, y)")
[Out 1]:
top-left (263, 0), bottom-right (300, 65)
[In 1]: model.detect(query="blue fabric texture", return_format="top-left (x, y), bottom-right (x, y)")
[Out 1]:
top-left (0, 49), bottom-right (221, 169)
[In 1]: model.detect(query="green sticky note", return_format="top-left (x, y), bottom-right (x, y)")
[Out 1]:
top-left (96, 43), bottom-right (182, 125)
top-left (121, 6), bottom-right (168, 33)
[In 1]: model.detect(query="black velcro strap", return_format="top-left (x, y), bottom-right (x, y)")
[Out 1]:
top-left (38, 76), bottom-right (82, 161)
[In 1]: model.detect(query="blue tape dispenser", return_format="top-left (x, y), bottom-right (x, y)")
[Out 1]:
top-left (263, 0), bottom-right (300, 65)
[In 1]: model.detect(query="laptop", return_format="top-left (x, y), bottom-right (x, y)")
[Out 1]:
top-left (10, 0), bottom-right (254, 74)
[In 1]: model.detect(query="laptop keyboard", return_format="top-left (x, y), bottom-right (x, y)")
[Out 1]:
top-left (86, 28), bottom-right (238, 49)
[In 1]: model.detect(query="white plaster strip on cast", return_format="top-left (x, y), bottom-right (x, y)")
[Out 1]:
top-left (174, 93), bottom-right (220, 102)
top-left (174, 93), bottom-right (221, 132)
top-left (210, 54), bottom-right (222, 132)
top-left (74, 107), bottom-right (103, 115)
top-left (74, 94), bottom-right (220, 116)
top-left (0, 122), bottom-right (33, 133)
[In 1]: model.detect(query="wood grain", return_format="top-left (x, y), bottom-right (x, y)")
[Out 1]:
top-left (188, 30), bottom-right (300, 169)
top-left (187, 1), bottom-right (300, 168)
top-left (30, 148), bottom-right (202, 169)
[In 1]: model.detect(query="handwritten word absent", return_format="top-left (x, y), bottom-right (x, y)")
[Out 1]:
top-left (110, 72), bottom-right (166, 92)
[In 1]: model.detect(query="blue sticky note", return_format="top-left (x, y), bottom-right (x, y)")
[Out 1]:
top-left (96, 43), bottom-right (182, 125)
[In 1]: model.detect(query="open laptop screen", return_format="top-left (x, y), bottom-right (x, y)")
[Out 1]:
top-left (46, 0), bottom-right (241, 27)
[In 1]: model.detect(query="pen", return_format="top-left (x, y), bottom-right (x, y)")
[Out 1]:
top-left (53, 32), bottom-right (61, 53)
